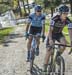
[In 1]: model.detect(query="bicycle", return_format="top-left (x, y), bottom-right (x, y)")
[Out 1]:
top-left (43, 43), bottom-right (72, 75)
top-left (25, 34), bottom-right (45, 73)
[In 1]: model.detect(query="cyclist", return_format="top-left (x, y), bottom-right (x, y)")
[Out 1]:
top-left (25, 5), bottom-right (46, 62)
top-left (43, 5), bottom-right (72, 72)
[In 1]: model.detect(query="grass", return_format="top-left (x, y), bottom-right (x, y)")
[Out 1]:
top-left (63, 26), bottom-right (70, 43)
top-left (0, 27), bottom-right (14, 43)
top-left (45, 20), bottom-right (50, 32)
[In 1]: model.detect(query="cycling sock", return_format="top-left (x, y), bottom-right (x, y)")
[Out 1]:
top-left (37, 46), bottom-right (39, 49)
top-left (43, 64), bottom-right (48, 72)
top-left (36, 46), bottom-right (39, 56)
top-left (30, 51), bottom-right (32, 60)
top-left (27, 50), bottom-right (30, 59)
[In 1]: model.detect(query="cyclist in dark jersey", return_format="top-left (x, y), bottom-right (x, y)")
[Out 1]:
top-left (43, 5), bottom-right (72, 72)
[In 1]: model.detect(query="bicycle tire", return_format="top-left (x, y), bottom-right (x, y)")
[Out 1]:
top-left (47, 56), bottom-right (55, 75)
top-left (30, 50), bottom-right (35, 73)
top-left (56, 56), bottom-right (65, 75)
top-left (47, 64), bottom-right (51, 75)
top-left (47, 62), bottom-right (56, 75)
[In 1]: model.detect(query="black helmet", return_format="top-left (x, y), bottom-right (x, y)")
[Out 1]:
top-left (34, 5), bottom-right (42, 11)
top-left (59, 5), bottom-right (69, 13)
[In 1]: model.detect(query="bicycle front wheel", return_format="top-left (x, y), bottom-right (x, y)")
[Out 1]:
top-left (56, 56), bottom-right (65, 75)
top-left (30, 50), bottom-right (35, 73)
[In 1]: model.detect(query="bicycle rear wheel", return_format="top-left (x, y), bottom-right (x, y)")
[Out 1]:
top-left (55, 56), bottom-right (65, 75)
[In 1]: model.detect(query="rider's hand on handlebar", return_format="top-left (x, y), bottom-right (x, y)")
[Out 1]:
top-left (68, 41), bottom-right (72, 55)
top-left (41, 34), bottom-right (45, 42)
top-left (49, 39), bottom-right (54, 46)
top-left (69, 48), bottom-right (72, 55)
top-left (24, 32), bottom-right (29, 40)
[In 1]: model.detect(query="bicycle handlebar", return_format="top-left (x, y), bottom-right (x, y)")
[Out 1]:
top-left (54, 43), bottom-right (72, 47)
top-left (24, 34), bottom-right (46, 42)
top-left (48, 43), bottom-right (72, 55)
top-left (48, 43), bottom-right (71, 48)
top-left (54, 43), bottom-right (72, 55)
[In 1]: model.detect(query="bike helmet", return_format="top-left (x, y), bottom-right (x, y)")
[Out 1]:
top-left (34, 5), bottom-right (42, 11)
top-left (59, 5), bottom-right (69, 13)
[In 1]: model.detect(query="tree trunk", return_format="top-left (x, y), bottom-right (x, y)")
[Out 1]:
top-left (51, 7), bottom-right (54, 17)
top-left (27, 0), bottom-right (30, 14)
top-left (34, 0), bottom-right (37, 4)
top-left (69, 0), bottom-right (72, 16)
top-left (23, 0), bottom-right (27, 15)
top-left (18, 0), bottom-right (22, 17)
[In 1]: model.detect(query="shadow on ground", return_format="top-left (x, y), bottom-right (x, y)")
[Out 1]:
top-left (2, 34), bottom-right (24, 47)
top-left (27, 64), bottom-right (42, 75)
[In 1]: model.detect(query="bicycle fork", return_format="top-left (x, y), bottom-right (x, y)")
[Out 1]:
top-left (49, 47), bottom-right (58, 74)
top-left (30, 38), bottom-right (36, 60)
top-left (30, 37), bottom-right (37, 73)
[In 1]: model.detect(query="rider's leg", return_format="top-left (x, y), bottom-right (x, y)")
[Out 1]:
top-left (59, 37), bottom-right (67, 54)
top-left (27, 26), bottom-right (34, 61)
top-left (27, 35), bottom-right (33, 61)
top-left (35, 27), bottom-right (42, 56)
top-left (35, 36), bottom-right (40, 56)
top-left (43, 48), bottom-right (52, 72)
top-left (43, 37), bottom-right (54, 72)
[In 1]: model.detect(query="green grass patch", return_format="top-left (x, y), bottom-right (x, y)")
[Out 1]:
top-left (63, 26), bottom-right (68, 33)
top-left (0, 27), bottom-right (14, 42)
top-left (45, 20), bottom-right (50, 32)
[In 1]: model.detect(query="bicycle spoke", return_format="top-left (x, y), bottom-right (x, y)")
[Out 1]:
top-left (55, 56), bottom-right (65, 75)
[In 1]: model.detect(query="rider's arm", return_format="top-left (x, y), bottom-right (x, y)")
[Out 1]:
top-left (26, 23), bottom-right (30, 32)
top-left (68, 23), bottom-right (72, 46)
top-left (42, 16), bottom-right (45, 35)
top-left (25, 15), bottom-right (32, 32)
top-left (48, 26), bottom-right (53, 40)
top-left (48, 20), bottom-right (55, 40)
top-left (42, 24), bottom-right (45, 35)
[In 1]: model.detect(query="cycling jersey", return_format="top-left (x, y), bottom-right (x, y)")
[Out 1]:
top-left (28, 13), bottom-right (45, 27)
top-left (50, 15), bottom-right (72, 33)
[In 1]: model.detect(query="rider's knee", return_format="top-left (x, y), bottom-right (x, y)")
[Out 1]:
top-left (46, 47), bottom-right (52, 52)
top-left (36, 37), bottom-right (40, 44)
top-left (60, 39), bottom-right (67, 51)
top-left (60, 46), bottom-right (66, 51)
top-left (36, 37), bottom-right (40, 41)
top-left (28, 36), bottom-right (32, 44)
top-left (37, 40), bottom-right (40, 44)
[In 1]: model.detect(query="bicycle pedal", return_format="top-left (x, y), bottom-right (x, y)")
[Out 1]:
top-left (69, 50), bottom-right (72, 55)
top-left (42, 71), bottom-right (48, 75)
top-left (27, 69), bottom-right (33, 73)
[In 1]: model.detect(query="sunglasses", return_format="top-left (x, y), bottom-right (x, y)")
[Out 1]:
top-left (37, 10), bottom-right (41, 12)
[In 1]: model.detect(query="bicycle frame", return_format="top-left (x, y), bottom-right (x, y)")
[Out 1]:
top-left (31, 36), bottom-right (37, 50)
top-left (30, 34), bottom-right (40, 73)
top-left (51, 43), bottom-right (71, 63)
top-left (52, 45), bottom-right (60, 65)
top-left (48, 43), bottom-right (71, 75)
top-left (49, 45), bottom-right (60, 73)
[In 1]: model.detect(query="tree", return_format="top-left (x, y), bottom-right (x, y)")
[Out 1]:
top-left (43, 0), bottom-right (50, 9)
top-left (54, 0), bottom-right (62, 6)
top-left (69, 0), bottom-right (72, 16)
top-left (0, 0), bottom-right (12, 14)
top-left (23, 0), bottom-right (27, 15)
top-left (18, 0), bottom-right (23, 17)
top-left (26, 0), bottom-right (30, 14)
